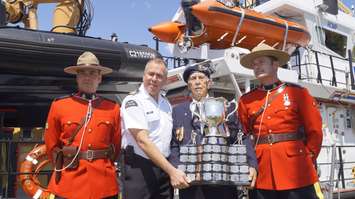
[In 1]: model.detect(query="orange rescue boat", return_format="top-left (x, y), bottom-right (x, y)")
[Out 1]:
top-left (149, 0), bottom-right (310, 51)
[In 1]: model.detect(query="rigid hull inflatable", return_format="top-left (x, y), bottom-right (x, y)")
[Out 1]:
top-left (0, 26), bottom-right (160, 127)
top-left (149, 0), bottom-right (310, 50)
top-left (0, 26), bottom-right (160, 81)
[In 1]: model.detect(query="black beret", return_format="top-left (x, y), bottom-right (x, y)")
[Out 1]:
top-left (182, 64), bottom-right (211, 83)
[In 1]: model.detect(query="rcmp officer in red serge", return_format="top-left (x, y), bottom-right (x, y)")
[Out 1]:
top-left (44, 51), bottom-right (121, 199)
top-left (169, 64), bottom-right (258, 199)
top-left (120, 58), bottom-right (189, 199)
top-left (238, 44), bottom-right (324, 199)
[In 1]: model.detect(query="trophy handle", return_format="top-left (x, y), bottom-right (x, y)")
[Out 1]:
top-left (225, 99), bottom-right (238, 121)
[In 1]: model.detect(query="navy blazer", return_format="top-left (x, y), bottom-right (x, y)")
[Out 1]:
top-left (169, 101), bottom-right (258, 169)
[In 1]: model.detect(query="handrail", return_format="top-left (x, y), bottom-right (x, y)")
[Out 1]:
top-left (348, 49), bottom-right (355, 90)
top-left (291, 48), bottom-right (355, 90)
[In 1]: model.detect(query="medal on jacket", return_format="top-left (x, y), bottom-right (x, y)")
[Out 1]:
top-left (283, 93), bottom-right (290, 106)
top-left (176, 127), bottom-right (184, 142)
top-left (191, 130), bottom-right (197, 144)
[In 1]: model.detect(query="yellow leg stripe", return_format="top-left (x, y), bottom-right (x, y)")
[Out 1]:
top-left (313, 182), bottom-right (324, 199)
top-left (49, 193), bottom-right (56, 199)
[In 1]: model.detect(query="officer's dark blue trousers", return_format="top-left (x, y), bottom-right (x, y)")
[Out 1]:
top-left (121, 152), bottom-right (172, 199)
top-left (179, 184), bottom-right (239, 199)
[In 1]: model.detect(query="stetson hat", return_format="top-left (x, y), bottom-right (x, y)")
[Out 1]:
top-left (64, 51), bottom-right (113, 75)
top-left (240, 44), bottom-right (290, 69)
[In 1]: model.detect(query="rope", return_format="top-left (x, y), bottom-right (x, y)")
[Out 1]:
top-left (231, 8), bottom-right (245, 46)
top-left (282, 20), bottom-right (289, 51)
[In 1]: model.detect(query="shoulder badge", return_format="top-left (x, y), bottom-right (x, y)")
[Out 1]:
top-left (125, 100), bottom-right (138, 109)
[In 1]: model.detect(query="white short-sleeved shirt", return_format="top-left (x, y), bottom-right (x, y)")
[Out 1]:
top-left (121, 84), bottom-right (173, 159)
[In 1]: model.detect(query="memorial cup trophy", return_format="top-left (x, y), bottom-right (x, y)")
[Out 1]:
top-left (178, 97), bottom-right (250, 186)
top-left (190, 97), bottom-right (237, 137)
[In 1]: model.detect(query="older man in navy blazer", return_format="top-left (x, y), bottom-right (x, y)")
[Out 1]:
top-left (169, 64), bottom-right (258, 199)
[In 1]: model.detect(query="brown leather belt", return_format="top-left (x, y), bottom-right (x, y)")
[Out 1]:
top-left (256, 132), bottom-right (304, 145)
top-left (78, 147), bottom-right (112, 161)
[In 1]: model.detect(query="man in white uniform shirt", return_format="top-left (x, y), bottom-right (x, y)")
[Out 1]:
top-left (121, 58), bottom-right (190, 199)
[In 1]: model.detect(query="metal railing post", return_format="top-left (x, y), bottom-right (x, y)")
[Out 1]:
top-left (348, 49), bottom-right (355, 90)
top-left (328, 142), bottom-right (337, 199)
top-left (315, 51), bottom-right (323, 84)
top-left (329, 55), bottom-right (337, 86)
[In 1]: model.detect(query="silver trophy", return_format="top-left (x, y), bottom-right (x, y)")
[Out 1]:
top-left (190, 97), bottom-right (237, 137)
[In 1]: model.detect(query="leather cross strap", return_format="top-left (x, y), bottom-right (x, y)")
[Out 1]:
top-left (248, 84), bottom-right (287, 134)
top-left (67, 118), bottom-right (85, 145)
top-left (67, 97), bottom-right (103, 145)
top-left (256, 132), bottom-right (304, 145)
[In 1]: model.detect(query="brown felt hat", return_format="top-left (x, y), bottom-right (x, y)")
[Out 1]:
top-left (64, 51), bottom-right (113, 75)
top-left (240, 44), bottom-right (290, 69)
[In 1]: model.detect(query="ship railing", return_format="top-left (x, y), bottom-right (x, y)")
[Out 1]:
top-left (291, 48), bottom-right (355, 91)
top-left (0, 134), bottom-right (49, 198)
top-left (163, 56), bottom-right (204, 69)
top-left (318, 145), bottom-right (355, 199)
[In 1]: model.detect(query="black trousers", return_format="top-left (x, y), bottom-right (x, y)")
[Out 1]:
top-left (121, 153), bottom-right (172, 199)
top-left (179, 184), bottom-right (239, 199)
top-left (249, 184), bottom-right (324, 199)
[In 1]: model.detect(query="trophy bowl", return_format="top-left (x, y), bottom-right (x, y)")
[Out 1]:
top-left (204, 98), bottom-right (225, 128)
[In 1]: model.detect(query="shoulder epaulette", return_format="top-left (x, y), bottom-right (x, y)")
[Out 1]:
top-left (54, 94), bottom-right (71, 101)
top-left (129, 89), bottom-right (139, 95)
top-left (286, 82), bottom-right (304, 89)
top-left (241, 88), bottom-right (258, 98)
top-left (100, 96), bottom-right (118, 104)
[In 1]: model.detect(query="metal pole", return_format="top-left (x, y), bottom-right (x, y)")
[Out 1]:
top-left (329, 56), bottom-right (337, 86)
top-left (348, 49), bottom-right (355, 90)
top-left (328, 142), bottom-right (337, 199)
top-left (229, 74), bottom-right (243, 100)
top-left (337, 146), bottom-right (345, 188)
top-left (154, 37), bottom-right (159, 52)
top-left (297, 50), bottom-right (302, 80)
top-left (315, 51), bottom-right (323, 84)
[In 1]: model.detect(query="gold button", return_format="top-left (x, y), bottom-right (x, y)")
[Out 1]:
top-left (67, 121), bottom-right (71, 124)
top-left (267, 104), bottom-right (271, 107)
top-left (88, 128), bottom-right (92, 133)
top-left (106, 121), bottom-right (110, 124)
top-left (268, 129), bottom-right (272, 133)
top-left (299, 149), bottom-right (303, 153)
top-left (285, 107), bottom-right (289, 110)
top-left (88, 144), bottom-right (92, 148)
top-left (267, 116), bottom-right (271, 119)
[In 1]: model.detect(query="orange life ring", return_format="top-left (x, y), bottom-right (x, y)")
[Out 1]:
top-left (19, 144), bottom-right (53, 199)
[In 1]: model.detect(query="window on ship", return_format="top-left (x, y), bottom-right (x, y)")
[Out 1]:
top-left (317, 27), bottom-right (347, 57)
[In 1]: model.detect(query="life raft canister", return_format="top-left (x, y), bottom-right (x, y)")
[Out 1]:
top-left (19, 144), bottom-right (54, 199)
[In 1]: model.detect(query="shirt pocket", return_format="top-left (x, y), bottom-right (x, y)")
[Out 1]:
top-left (146, 111), bottom-right (160, 130)
top-left (61, 117), bottom-right (81, 140)
top-left (274, 102), bottom-right (298, 122)
top-left (285, 144), bottom-right (307, 158)
top-left (96, 118), bottom-right (114, 143)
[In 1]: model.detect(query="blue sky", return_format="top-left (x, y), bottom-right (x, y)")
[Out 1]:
top-left (36, 0), bottom-right (355, 56)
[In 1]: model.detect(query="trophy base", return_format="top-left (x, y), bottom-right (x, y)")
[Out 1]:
top-left (178, 140), bottom-right (250, 186)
